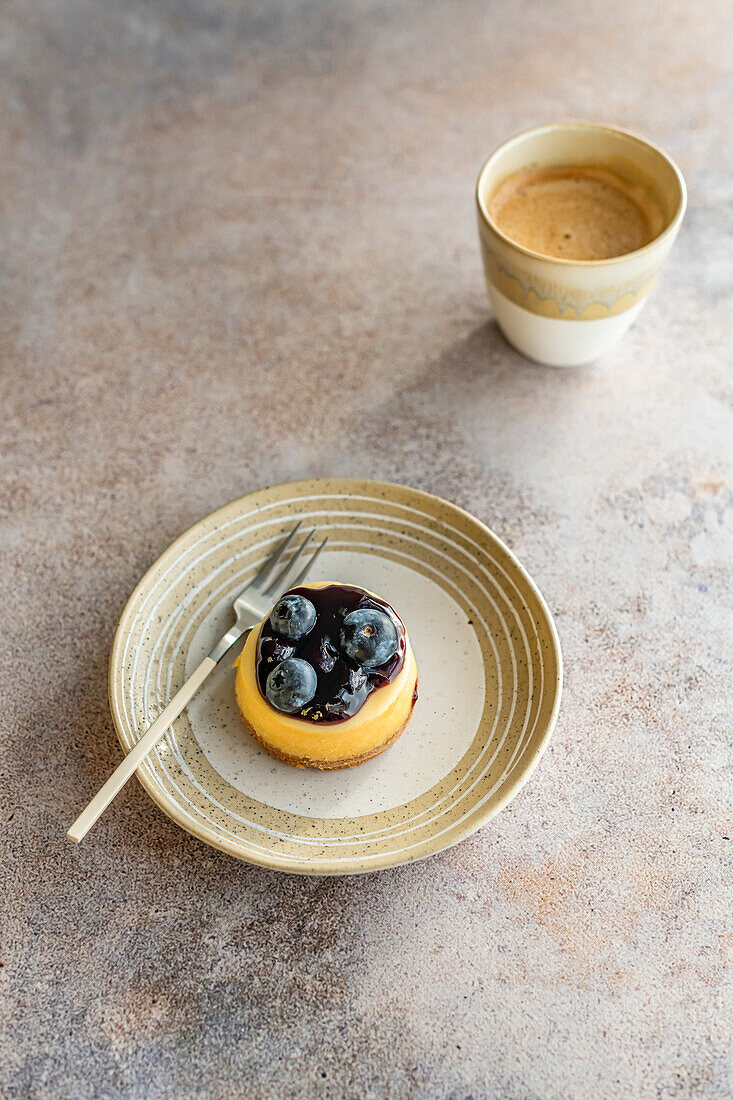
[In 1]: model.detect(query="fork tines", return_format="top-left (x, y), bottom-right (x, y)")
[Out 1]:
top-left (258, 524), bottom-right (328, 595)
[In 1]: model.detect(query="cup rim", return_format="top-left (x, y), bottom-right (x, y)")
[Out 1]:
top-left (475, 121), bottom-right (687, 268)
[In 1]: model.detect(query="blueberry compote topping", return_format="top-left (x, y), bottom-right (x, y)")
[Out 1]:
top-left (257, 584), bottom-right (407, 723)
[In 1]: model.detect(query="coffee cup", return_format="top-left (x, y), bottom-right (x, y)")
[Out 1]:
top-left (475, 122), bottom-right (686, 367)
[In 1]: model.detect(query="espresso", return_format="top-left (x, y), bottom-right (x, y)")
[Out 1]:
top-left (488, 165), bottom-right (665, 261)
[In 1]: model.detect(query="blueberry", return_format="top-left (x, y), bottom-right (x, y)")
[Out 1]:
top-left (339, 608), bottom-right (399, 668)
top-left (265, 658), bottom-right (317, 714)
top-left (269, 594), bottom-right (317, 640)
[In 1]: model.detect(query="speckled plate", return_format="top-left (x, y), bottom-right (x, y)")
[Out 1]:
top-left (109, 479), bottom-right (562, 874)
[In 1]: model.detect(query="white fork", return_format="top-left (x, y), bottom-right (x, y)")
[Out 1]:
top-left (67, 523), bottom-right (328, 842)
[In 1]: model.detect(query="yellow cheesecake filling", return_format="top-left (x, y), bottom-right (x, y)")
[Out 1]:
top-left (235, 621), bottom-right (418, 765)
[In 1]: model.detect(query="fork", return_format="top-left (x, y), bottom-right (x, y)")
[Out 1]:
top-left (67, 522), bottom-right (327, 842)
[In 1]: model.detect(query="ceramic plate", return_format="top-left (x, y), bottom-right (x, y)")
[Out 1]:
top-left (109, 479), bottom-right (562, 874)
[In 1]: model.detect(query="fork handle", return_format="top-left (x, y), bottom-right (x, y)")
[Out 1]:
top-left (67, 656), bottom-right (217, 843)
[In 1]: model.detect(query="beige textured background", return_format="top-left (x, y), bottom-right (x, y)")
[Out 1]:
top-left (2, 1), bottom-right (732, 1097)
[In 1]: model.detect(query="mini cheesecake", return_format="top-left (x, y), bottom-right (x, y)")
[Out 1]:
top-left (235, 581), bottom-right (418, 769)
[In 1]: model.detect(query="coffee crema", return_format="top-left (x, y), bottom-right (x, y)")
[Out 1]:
top-left (488, 165), bottom-right (665, 261)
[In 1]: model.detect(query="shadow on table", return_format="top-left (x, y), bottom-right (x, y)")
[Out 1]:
top-left (55, 317), bottom-right (581, 877)
top-left (428, 318), bottom-right (593, 392)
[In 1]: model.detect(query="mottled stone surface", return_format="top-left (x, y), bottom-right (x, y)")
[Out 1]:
top-left (2, 0), bottom-right (732, 1096)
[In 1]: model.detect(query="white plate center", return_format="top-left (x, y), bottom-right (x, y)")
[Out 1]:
top-left (184, 551), bottom-right (486, 818)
